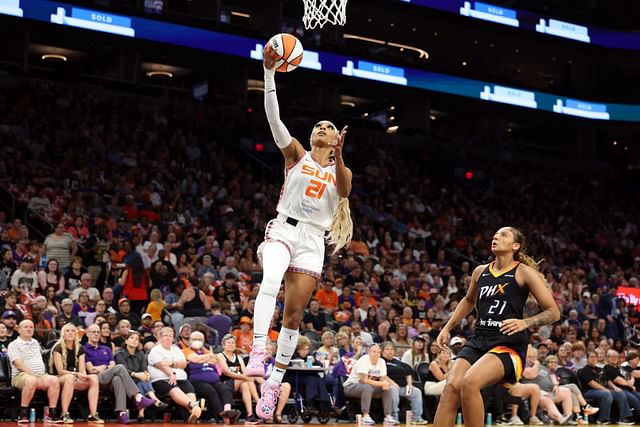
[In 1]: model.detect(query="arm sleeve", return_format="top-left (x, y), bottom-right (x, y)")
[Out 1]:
top-left (264, 67), bottom-right (292, 149)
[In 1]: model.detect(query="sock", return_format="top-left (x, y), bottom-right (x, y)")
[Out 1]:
top-left (253, 242), bottom-right (290, 348)
top-left (268, 366), bottom-right (287, 385)
top-left (267, 326), bottom-right (298, 384)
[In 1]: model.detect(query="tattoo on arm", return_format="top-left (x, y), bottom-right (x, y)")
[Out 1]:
top-left (524, 308), bottom-right (556, 328)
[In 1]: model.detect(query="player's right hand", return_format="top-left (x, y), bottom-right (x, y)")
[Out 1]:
top-left (263, 43), bottom-right (278, 71)
top-left (435, 328), bottom-right (450, 351)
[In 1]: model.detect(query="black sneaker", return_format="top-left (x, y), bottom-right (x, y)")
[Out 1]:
top-left (18, 413), bottom-right (29, 424)
top-left (619, 419), bottom-right (635, 426)
top-left (245, 414), bottom-right (260, 425)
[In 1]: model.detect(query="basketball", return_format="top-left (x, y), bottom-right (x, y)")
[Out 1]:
top-left (268, 33), bottom-right (304, 72)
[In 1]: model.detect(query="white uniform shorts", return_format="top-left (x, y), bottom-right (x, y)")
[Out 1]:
top-left (257, 214), bottom-right (326, 279)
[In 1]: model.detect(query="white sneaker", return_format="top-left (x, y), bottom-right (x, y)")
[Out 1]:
top-left (508, 415), bottom-right (524, 425)
top-left (362, 415), bottom-right (376, 425)
top-left (529, 415), bottom-right (544, 425)
top-left (383, 415), bottom-right (400, 425)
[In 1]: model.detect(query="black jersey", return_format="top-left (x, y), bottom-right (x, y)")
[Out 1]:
top-left (475, 262), bottom-right (528, 335)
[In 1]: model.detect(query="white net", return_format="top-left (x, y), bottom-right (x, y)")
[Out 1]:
top-left (302, 0), bottom-right (348, 29)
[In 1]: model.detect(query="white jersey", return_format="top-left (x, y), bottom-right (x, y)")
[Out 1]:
top-left (277, 151), bottom-right (339, 230)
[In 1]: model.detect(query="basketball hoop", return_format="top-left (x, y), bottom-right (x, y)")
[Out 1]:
top-left (302, 0), bottom-right (348, 29)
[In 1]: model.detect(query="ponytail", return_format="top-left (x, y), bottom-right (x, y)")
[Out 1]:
top-left (509, 226), bottom-right (544, 278)
top-left (328, 197), bottom-right (353, 255)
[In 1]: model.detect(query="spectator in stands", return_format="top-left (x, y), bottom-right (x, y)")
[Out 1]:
top-left (343, 343), bottom-right (395, 425)
top-left (351, 320), bottom-right (374, 346)
top-left (143, 320), bottom-right (164, 352)
top-left (238, 247), bottom-right (260, 276)
top-left (72, 290), bottom-right (94, 326)
top-left (55, 298), bottom-right (82, 329)
top-left (304, 299), bottom-right (328, 333)
top-left (286, 336), bottom-right (331, 411)
top-left (392, 324), bottom-right (412, 357)
top-left (144, 289), bottom-right (165, 323)
top-left (375, 321), bottom-right (392, 344)
top-left (232, 316), bottom-right (254, 355)
top-left (0, 247), bottom-right (16, 290)
top-left (521, 346), bottom-right (573, 423)
top-left (401, 335), bottom-right (428, 368)
top-left (10, 255), bottom-right (37, 293)
top-left (545, 355), bottom-right (599, 422)
top-left (197, 254), bottom-right (217, 279)
top-left (7, 319), bottom-right (62, 422)
top-left (315, 279), bottom-right (339, 314)
top-left (0, 322), bottom-right (9, 352)
top-left (71, 273), bottom-right (100, 304)
top-left (182, 330), bottom-right (239, 423)
top-left (112, 319), bottom-right (132, 348)
top-left (115, 331), bottom-right (168, 422)
top-left (37, 259), bottom-right (65, 296)
top-left (569, 341), bottom-right (587, 370)
top-left (448, 336), bottom-right (466, 356)
top-left (49, 323), bottom-right (102, 423)
top-left (116, 298), bottom-right (141, 329)
top-left (99, 321), bottom-right (116, 353)
top-left (102, 286), bottom-right (117, 312)
top-left (179, 279), bottom-right (210, 327)
top-left (206, 301), bottom-right (232, 347)
top-left (119, 253), bottom-right (150, 315)
top-left (577, 350), bottom-right (634, 424)
top-left (147, 326), bottom-right (203, 423)
top-left (423, 347), bottom-right (451, 397)
top-left (216, 334), bottom-right (260, 424)
top-left (602, 350), bottom-right (640, 417)
top-left (177, 324), bottom-right (192, 350)
top-left (43, 223), bottom-right (77, 273)
top-left (84, 323), bottom-right (154, 424)
top-left (218, 256), bottom-right (240, 280)
top-left (381, 341), bottom-right (427, 425)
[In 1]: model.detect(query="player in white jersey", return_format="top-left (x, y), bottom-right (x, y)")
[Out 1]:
top-left (245, 43), bottom-right (354, 420)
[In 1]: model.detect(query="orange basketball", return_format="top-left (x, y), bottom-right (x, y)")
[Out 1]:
top-left (268, 33), bottom-right (304, 73)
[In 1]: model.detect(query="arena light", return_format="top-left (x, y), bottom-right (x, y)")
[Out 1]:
top-left (41, 53), bottom-right (67, 61)
top-left (344, 34), bottom-right (428, 59)
top-left (341, 101), bottom-right (356, 107)
top-left (146, 70), bottom-right (173, 78)
top-left (231, 11), bottom-right (251, 18)
top-left (386, 125), bottom-right (399, 134)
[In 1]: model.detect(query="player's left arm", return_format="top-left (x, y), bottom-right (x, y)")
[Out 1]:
top-left (500, 265), bottom-right (559, 335)
top-left (332, 126), bottom-right (352, 197)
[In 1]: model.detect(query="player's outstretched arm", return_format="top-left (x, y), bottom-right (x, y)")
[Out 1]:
top-left (263, 43), bottom-right (305, 167)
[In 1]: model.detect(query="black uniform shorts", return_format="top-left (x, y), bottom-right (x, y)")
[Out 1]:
top-left (456, 331), bottom-right (527, 383)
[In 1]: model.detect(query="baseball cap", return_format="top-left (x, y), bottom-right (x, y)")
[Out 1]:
top-left (239, 316), bottom-right (252, 324)
top-left (2, 310), bottom-right (17, 319)
top-left (582, 291), bottom-right (591, 298)
top-left (118, 298), bottom-right (130, 306)
top-left (141, 313), bottom-right (152, 320)
top-left (449, 336), bottom-right (465, 347)
top-left (22, 256), bottom-right (34, 263)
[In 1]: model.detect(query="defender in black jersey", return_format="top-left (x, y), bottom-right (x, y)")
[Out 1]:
top-left (432, 227), bottom-right (560, 427)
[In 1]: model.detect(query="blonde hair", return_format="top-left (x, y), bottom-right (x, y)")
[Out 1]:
top-left (296, 335), bottom-right (312, 351)
top-left (509, 227), bottom-right (543, 276)
top-left (49, 323), bottom-right (81, 374)
top-left (150, 288), bottom-right (162, 301)
top-left (328, 197), bottom-right (353, 255)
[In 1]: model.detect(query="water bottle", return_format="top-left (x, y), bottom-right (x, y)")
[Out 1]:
top-left (306, 355), bottom-right (314, 368)
top-left (29, 408), bottom-right (36, 423)
top-left (486, 412), bottom-right (492, 426)
top-left (405, 410), bottom-right (413, 425)
top-left (457, 412), bottom-right (462, 425)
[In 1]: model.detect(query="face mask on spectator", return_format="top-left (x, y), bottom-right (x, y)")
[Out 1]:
top-left (190, 340), bottom-right (203, 350)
